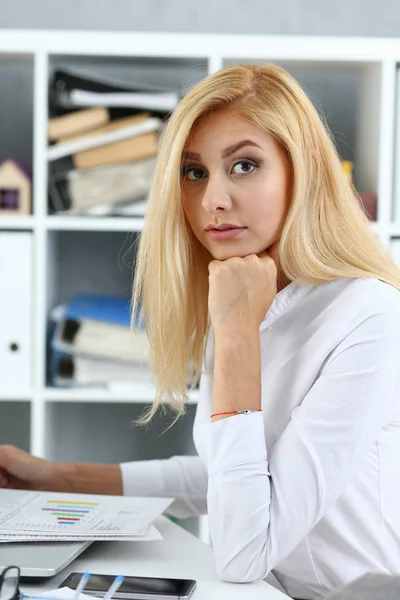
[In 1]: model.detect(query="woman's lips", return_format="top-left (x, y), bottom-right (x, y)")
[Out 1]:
top-left (206, 227), bottom-right (247, 240)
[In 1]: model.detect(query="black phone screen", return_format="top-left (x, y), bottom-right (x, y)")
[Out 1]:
top-left (60, 572), bottom-right (197, 599)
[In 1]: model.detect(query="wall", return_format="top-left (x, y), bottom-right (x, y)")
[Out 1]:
top-left (0, 0), bottom-right (400, 36)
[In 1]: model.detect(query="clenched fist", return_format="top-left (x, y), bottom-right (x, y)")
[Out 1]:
top-left (208, 252), bottom-right (278, 335)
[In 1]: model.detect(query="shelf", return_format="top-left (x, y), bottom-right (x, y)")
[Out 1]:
top-left (1, 31), bottom-right (400, 62)
top-left (389, 224), bottom-right (400, 237)
top-left (0, 392), bottom-right (32, 401)
top-left (0, 216), bottom-right (36, 230)
top-left (45, 216), bottom-right (145, 232)
top-left (44, 386), bottom-right (200, 404)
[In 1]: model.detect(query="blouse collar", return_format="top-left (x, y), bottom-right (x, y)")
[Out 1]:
top-left (259, 281), bottom-right (314, 331)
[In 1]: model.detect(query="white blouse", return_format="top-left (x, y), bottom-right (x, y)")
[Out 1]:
top-left (121, 277), bottom-right (400, 600)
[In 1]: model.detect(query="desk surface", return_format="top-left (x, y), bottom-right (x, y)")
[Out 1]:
top-left (22, 517), bottom-right (286, 600)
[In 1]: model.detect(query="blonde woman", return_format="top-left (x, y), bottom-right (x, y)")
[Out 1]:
top-left (1, 64), bottom-right (400, 600)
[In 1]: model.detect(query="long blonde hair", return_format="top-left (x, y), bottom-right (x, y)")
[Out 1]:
top-left (132, 64), bottom-right (400, 421)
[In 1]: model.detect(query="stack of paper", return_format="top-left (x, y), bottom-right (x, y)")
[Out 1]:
top-left (0, 489), bottom-right (172, 542)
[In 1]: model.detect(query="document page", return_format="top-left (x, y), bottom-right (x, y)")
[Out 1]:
top-left (0, 489), bottom-right (172, 540)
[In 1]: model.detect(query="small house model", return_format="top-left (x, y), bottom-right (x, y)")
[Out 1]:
top-left (0, 158), bottom-right (32, 215)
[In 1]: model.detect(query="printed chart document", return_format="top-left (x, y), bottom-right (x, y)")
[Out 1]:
top-left (0, 489), bottom-right (172, 541)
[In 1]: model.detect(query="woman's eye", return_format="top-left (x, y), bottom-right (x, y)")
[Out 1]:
top-left (232, 160), bottom-right (256, 175)
top-left (182, 167), bottom-right (205, 181)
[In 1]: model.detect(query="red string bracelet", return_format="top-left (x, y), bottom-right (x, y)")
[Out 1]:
top-left (211, 409), bottom-right (262, 418)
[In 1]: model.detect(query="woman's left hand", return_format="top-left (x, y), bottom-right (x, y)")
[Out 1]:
top-left (208, 251), bottom-right (278, 335)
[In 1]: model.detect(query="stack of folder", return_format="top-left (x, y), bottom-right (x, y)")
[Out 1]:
top-left (50, 293), bottom-right (153, 388)
top-left (47, 68), bottom-right (180, 216)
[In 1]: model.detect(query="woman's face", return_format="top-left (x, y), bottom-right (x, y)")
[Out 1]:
top-left (181, 110), bottom-right (291, 261)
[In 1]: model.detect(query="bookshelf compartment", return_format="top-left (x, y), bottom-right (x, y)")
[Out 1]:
top-left (45, 55), bottom-right (208, 217)
top-left (0, 56), bottom-right (34, 219)
top-left (45, 229), bottom-right (141, 390)
top-left (46, 229), bottom-right (136, 315)
top-left (0, 56), bottom-right (34, 169)
top-left (0, 401), bottom-right (31, 451)
top-left (48, 54), bottom-right (208, 100)
top-left (223, 58), bottom-right (382, 209)
top-left (44, 401), bottom-right (197, 464)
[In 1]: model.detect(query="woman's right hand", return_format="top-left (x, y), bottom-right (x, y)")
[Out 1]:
top-left (0, 445), bottom-right (59, 492)
top-left (0, 445), bottom-right (123, 496)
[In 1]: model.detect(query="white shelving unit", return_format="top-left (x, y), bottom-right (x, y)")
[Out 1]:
top-left (1, 33), bottom-right (400, 539)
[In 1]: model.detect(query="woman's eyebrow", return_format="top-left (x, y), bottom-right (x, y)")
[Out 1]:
top-left (182, 150), bottom-right (200, 161)
top-left (181, 139), bottom-right (262, 162)
top-left (221, 140), bottom-right (262, 158)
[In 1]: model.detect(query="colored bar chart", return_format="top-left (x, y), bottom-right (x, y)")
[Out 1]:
top-left (42, 499), bottom-right (98, 525)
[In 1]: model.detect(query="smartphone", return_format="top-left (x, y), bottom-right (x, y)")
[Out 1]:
top-left (60, 572), bottom-right (197, 600)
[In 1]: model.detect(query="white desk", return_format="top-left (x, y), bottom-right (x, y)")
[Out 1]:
top-left (23, 517), bottom-right (287, 600)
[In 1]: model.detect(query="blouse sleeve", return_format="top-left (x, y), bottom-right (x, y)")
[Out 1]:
top-left (120, 453), bottom-right (208, 518)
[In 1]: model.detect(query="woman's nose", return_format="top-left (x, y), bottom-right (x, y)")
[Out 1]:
top-left (201, 176), bottom-right (232, 213)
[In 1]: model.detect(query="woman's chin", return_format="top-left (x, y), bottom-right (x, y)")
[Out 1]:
top-left (210, 247), bottom-right (265, 261)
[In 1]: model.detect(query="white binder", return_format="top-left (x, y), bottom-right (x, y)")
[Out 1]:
top-left (391, 238), bottom-right (400, 268)
top-left (0, 232), bottom-right (33, 393)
